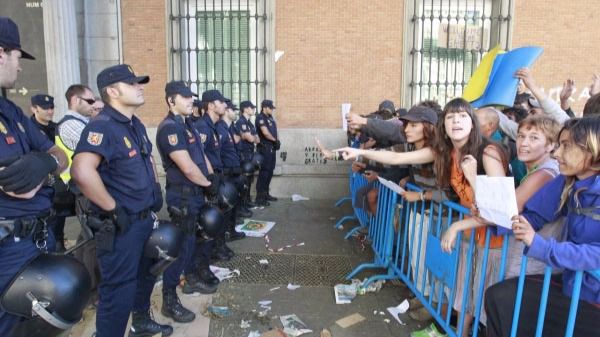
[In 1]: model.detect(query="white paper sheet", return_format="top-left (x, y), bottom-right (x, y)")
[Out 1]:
top-left (474, 176), bottom-right (518, 229)
top-left (386, 299), bottom-right (409, 325)
top-left (377, 177), bottom-right (406, 195)
top-left (235, 219), bottom-right (276, 237)
top-left (341, 104), bottom-right (352, 131)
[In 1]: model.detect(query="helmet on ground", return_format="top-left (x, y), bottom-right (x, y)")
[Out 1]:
top-left (0, 254), bottom-right (91, 331)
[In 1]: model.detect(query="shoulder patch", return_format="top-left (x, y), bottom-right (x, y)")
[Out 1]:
top-left (0, 121), bottom-right (7, 134)
top-left (87, 132), bottom-right (103, 146)
top-left (200, 133), bottom-right (207, 143)
top-left (168, 134), bottom-right (178, 146)
top-left (241, 124), bottom-right (247, 131)
top-left (259, 119), bottom-right (265, 125)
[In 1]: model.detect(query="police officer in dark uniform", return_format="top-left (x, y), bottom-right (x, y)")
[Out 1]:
top-left (235, 100), bottom-right (259, 208)
top-left (29, 94), bottom-right (56, 140)
top-left (193, 89), bottom-right (236, 259)
top-left (0, 16), bottom-right (69, 334)
top-left (156, 81), bottom-right (220, 323)
top-left (29, 94), bottom-right (73, 253)
top-left (218, 100), bottom-right (250, 239)
top-left (255, 99), bottom-right (280, 206)
top-left (71, 64), bottom-right (172, 337)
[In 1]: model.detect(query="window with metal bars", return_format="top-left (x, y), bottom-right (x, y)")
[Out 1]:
top-left (403, 0), bottom-right (512, 108)
top-left (169, 0), bottom-right (269, 105)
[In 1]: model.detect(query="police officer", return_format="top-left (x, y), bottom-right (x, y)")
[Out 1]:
top-left (29, 94), bottom-right (56, 140)
top-left (0, 16), bottom-right (68, 334)
top-left (218, 99), bottom-right (250, 238)
top-left (156, 81), bottom-right (220, 323)
top-left (193, 90), bottom-right (237, 259)
top-left (28, 93), bottom-right (73, 253)
top-left (235, 100), bottom-right (259, 208)
top-left (255, 99), bottom-right (280, 206)
top-left (71, 64), bottom-right (172, 337)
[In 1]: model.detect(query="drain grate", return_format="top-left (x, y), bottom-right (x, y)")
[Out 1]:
top-left (294, 255), bottom-right (353, 286)
top-left (214, 252), bottom-right (295, 285)
top-left (213, 253), bottom-right (353, 286)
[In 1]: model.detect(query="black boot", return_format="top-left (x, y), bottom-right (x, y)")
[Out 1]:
top-left (238, 206), bottom-right (252, 218)
top-left (161, 288), bottom-right (195, 323)
top-left (128, 310), bottom-right (173, 337)
top-left (255, 193), bottom-right (270, 207)
top-left (266, 193), bottom-right (278, 201)
top-left (198, 267), bottom-right (220, 286)
top-left (212, 240), bottom-right (234, 260)
top-left (225, 226), bottom-right (246, 242)
top-left (181, 273), bottom-right (218, 294)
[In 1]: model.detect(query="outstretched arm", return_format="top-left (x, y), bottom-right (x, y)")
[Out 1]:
top-left (334, 146), bottom-right (435, 166)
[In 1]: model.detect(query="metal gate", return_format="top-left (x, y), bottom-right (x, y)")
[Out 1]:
top-left (168, 0), bottom-right (270, 104)
top-left (403, 0), bottom-right (513, 107)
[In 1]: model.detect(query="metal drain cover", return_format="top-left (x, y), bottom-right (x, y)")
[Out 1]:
top-left (213, 253), bottom-right (353, 286)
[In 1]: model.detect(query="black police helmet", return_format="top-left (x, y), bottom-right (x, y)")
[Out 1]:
top-left (217, 180), bottom-right (239, 211)
top-left (230, 174), bottom-right (248, 192)
top-left (144, 220), bottom-right (184, 260)
top-left (144, 220), bottom-right (184, 276)
top-left (241, 161), bottom-right (255, 176)
top-left (251, 152), bottom-right (264, 170)
top-left (0, 254), bottom-right (91, 330)
top-left (197, 204), bottom-right (224, 238)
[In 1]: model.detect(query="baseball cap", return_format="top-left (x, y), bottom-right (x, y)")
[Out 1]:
top-left (240, 101), bottom-right (256, 110)
top-left (0, 17), bottom-right (34, 60)
top-left (96, 64), bottom-right (150, 90)
top-left (400, 106), bottom-right (438, 125)
top-left (30, 94), bottom-right (54, 109)
top-left (165, 81), bottom-right (197, 98)
top-left (378, 100), bottom-right (395, 114)
top-left (224, 98), bottom-right (238, 111)
top-left (261, 99), bottom-right (276, 109)
top-left (201, 89), bottom-right (226, 103)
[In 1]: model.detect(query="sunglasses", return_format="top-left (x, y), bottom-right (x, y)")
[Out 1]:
top-left (78, 97), bottom-right (96, 105)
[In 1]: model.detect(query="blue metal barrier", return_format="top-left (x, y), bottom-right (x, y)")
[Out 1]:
top-left (341, 180), bottom-right (595, 337)
top-left (334, 171), bottom-right (364, 229)
top-left (340, 174), bottom-right (372, 240)
top-left (333, 168), bottom-right (353, 208)
top-left (345, 181), bottom-right (397, 286)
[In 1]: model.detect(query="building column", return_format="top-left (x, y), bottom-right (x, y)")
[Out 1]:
top-left (43, 0), bottom-right (81, 119)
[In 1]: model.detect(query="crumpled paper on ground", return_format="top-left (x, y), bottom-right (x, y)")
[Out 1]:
top-left (280, 314), bottom-right (312, 337)
top-left (291, 194), bottom-right (310, 201)
top-left (210, 265), bottom-right (240, 281)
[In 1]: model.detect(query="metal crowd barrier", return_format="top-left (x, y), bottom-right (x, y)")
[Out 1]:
top-left (334, 172), bottom-right (371, 240)
top-left (342, 180), bottom-right (597, 337)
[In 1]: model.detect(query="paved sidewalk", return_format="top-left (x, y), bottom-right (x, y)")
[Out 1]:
top-left (67, 198), bottom-right (426, 337)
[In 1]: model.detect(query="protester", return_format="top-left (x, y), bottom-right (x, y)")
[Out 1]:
top-left (485, 117), bottom-right (600, 337)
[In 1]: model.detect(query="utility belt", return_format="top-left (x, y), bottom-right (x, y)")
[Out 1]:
top-left (222, 166), bottom-right (242, 176)
top-left (0, 212), bottom-right (50, 248)
top-left (167, 183), bottom-right (205, 197)
top-left (86, 207), bottom-right (152, 252)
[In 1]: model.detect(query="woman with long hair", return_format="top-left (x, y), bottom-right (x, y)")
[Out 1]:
top-left (337, 98), bottom-right (508, 336)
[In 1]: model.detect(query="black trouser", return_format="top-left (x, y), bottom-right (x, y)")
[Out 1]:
top-left (485, 275), bottom-right (600, 337)
top-left (256, 144), bottom-right (275, 197)
top-left (46, 214), bottom-right (65, 248)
